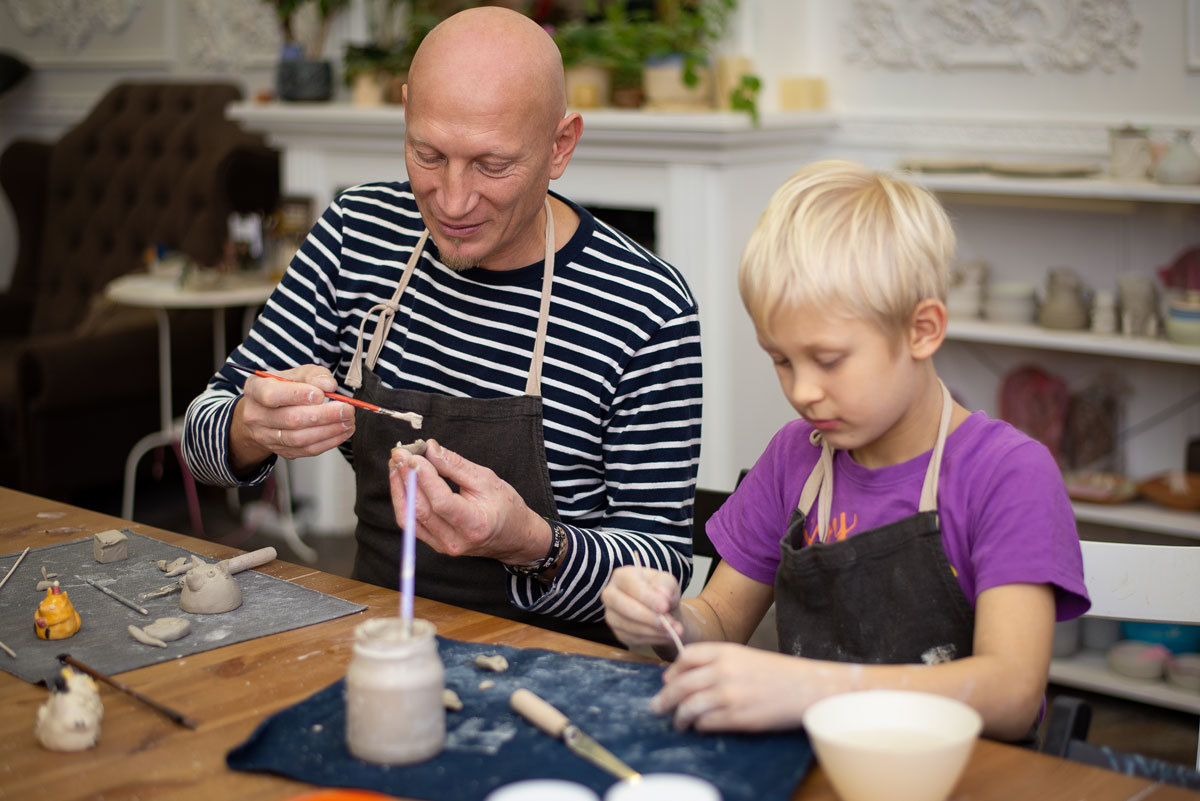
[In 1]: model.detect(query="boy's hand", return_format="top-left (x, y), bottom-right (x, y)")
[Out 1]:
top-left (651, 643), bottom-right (813, 732)
top-left (601, 565), bottom-right (683, 648)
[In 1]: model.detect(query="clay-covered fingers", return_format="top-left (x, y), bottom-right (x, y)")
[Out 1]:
top-left (239, 364), bottom-right (354, 459)
top-left (602, 565), bottom-right (681, 647)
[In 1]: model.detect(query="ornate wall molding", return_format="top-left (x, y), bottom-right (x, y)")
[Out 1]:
top-left (3, 0), bottom-right (142, 52)
top-left (845, 0), bottom-right (1141, 73)
top-left (183, 0), bottom-right (280, 73)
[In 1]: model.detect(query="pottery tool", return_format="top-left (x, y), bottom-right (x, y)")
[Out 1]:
top-left (76, 575), bottom-right (149, 615)
top-left (0, 639), bottom-right (15, 658)
top-left (628, 550), bottom-right (685, 651)
top-left (139, 546), bottom-right (278, 600)
top-left (229, 363), bottom-right (423, 427)
top-left (400, 469), bottom-right (417, 637)
top-left (0, 546), bottom-right (29, 591)
top-left (57, 654), bottom-right (198, 729)
top-left (511, 689), bottom-right (640, 781)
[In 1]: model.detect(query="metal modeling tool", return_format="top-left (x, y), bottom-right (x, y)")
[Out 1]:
top-left (0, 546), bottom-right (30, 591)
top-left (510, 688), bottom-right (640, 781)
top-left (76, 575), bottom-right (149, 615)
top-left (57, 654), bottom-right (198, 729)
top-left (138, 546), bottom-right (277, 601)
top-left (229, 363), bottom-right (423, 426)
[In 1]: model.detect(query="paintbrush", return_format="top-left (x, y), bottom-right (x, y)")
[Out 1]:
top-left (228, 363), bottom-right (423, 427)
top-left (57, 654), bottom-right (198, 729)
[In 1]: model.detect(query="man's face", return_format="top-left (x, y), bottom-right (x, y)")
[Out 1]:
top-left (404, 87), bottom-right (556, 271)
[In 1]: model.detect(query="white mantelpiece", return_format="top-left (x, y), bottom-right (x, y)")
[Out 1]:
top-left (229, 102), bottom-right (837, 491)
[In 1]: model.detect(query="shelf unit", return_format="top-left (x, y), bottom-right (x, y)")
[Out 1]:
top-left (931, 174), bottom-right (1200, 717)
top-left (1049, 650), bottom-right (1200, 715)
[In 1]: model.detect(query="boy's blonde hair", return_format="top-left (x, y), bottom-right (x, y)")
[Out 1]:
top-left (739, 159), bottom-right (955, 337)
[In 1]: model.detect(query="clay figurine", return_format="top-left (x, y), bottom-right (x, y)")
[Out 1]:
top-left (93, 530), bottom-right (129, 563)
top-left (35, 667), bottom-right (103, 752)
top-left (179, 555), bottom-right (242, 614)
top-left (34, 582), bottom-right (82, 640)
top-left (395, 438), bottom-right (428, 456)
top-left (157, 556), bottom-right (190, 577)
top-left (35, 566), bottom-right (60, 591)
top-left (128, 617), bottom-right (192, 648)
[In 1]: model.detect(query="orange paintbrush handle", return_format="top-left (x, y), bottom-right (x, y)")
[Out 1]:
top-left (230, 363), bottom-right (422, 428)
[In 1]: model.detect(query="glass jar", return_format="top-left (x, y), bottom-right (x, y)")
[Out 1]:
top-left (345, 617), bottom-right (445, 764)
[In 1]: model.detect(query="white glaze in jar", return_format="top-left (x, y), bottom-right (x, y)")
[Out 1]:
top-left (345, 617), bottom-right (445, 764)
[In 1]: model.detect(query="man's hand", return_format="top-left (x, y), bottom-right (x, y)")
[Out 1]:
top-left (388, 438), bottom-right (553, 566)
top-left (229, 364), bottom-right (355, 474)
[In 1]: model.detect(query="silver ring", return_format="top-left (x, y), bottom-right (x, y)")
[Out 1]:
top-left (277, 429), bottom-right (285, 447)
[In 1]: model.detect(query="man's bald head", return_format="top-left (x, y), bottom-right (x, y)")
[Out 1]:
top-left (407, 6), bottom-right (566, 130)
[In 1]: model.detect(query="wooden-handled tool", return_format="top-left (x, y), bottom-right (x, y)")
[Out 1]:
top-left (139, 546), bottom-right (278, 600)
top-left (510, 688), bottom-right (640, 781)
top-left (57, 653), bottom-right (198, 729)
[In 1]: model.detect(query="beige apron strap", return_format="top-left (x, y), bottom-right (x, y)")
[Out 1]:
top-left (524, 198), bottom-right (555, 397)
top-left (796, 429), bottom-right (836, 543)
top-left (918, 381), bottom-right (954, 513)
top-left (346, 229), bottom-right (430, 389)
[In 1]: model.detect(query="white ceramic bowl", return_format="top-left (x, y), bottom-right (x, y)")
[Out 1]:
top-left (983, 282), bottom-right (1038, 324)
top-left (802, 690), bottom-right (982, 801)
top-left (486, 779), bottom-right (600, 801)
top-left (604, 774), bottom-right (722, 801)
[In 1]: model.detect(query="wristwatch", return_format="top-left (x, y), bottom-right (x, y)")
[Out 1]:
top-left (506, 518), bottom-right (567, 577)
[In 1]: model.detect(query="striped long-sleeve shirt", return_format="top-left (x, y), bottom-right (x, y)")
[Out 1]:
top-left (183, 182), bottom-right (703, 626)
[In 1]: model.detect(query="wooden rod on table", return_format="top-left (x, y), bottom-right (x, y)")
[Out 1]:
top-left (0, 546), bottom-right (30, 591)
top-left (57, 654), bottom-right (198, 729)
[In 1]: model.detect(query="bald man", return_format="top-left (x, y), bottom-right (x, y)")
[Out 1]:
top-left (183, 7), bottom-right (702, 644)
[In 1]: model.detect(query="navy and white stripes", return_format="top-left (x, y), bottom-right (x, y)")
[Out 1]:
top-left (183, 182), bottom-right (703, 625)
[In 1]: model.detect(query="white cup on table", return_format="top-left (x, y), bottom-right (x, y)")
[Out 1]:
top-left (485, 779), bottom-right (600, 801)
top-left (605, 773), bottom-right (723, 801)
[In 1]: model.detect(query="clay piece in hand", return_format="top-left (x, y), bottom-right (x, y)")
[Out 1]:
top-left (128, 617), bottom-right (192, 648)
top-left (179, 555), bottom-right (242, 614)
top-left (35, 667), bottom-right (103, 752)
top-left (443, 688), bottom-right (463, 711)
top-left (395, 438), bottom-right (427, 456)
top-left (157, 556), bottom-right (190, 576)
top-left (93, 530), bottom-right (128, 563)
top-left (474, 654), bottom-right (509, 673)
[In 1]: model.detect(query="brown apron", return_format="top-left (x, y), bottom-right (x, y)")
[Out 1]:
top-left (344, 200), bottom-right (613, 642)
top-left (774, 383), bottom-right (976, 665)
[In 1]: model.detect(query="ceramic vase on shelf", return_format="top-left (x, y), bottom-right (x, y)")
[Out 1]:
top-left (1038, 268), bottom-right (1089, 330)
top-left (1109, 124), bottom-right (1152, 181)
top-left (1154, 130), bottom-right (1200, 185)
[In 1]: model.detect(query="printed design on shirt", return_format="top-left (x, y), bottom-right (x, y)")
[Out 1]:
top-left (804, 512), bottom-right (858, 546)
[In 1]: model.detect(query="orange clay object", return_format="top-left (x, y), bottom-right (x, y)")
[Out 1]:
top-left (34, 583), bottom-right (82, 640)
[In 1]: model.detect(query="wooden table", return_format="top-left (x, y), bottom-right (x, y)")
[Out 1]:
top-left (0, 486), bottom-right (1196, 801)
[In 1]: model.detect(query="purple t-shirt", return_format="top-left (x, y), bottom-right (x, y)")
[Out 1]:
top-left (708, 411), bottom-right (1090, 621)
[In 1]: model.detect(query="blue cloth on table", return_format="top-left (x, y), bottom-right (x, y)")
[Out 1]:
top-left (227, 637), bottom-right (813, 801)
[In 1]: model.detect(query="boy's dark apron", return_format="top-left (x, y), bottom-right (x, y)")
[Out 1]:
top-left (774, 383), bottom-right (976, 665)
top-left (343, 200), bottom-right (611, 642)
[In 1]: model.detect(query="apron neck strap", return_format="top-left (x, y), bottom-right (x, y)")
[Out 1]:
top-left (344, 198), bottom-right (556, 395)
top-left (346, 229), bottom-right (430, 390)
top-left (797, 379), bottom-right (954, 541)
top-left (524, 197), bottom-right (555, 397)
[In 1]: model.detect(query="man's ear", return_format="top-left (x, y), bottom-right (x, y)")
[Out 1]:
top-left (909, 298), bottom-right (948, 361)
top-left (549, 112), bottom-right (583, 180)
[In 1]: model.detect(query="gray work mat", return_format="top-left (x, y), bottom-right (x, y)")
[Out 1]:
top-left (0, 531), bottom-right (366, 684)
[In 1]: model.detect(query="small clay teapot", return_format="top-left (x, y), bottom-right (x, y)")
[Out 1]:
top-left (1038, 268), bottom-right (1089, 330)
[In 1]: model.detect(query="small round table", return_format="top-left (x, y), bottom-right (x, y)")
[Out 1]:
top-left (105, 272), bottom-right (316, 562)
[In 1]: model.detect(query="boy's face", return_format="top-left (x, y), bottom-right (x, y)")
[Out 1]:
top-left (756, 305), bottom-right (931, 468)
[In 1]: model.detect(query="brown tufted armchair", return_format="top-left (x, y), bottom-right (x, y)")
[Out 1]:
top-left (0, 82), bottom-right (279, 500)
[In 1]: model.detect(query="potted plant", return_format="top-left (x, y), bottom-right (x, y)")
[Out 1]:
top-left (641, 0), bottom-right (736, 111)
top-left (268, 0), bottom-right (352, 102)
